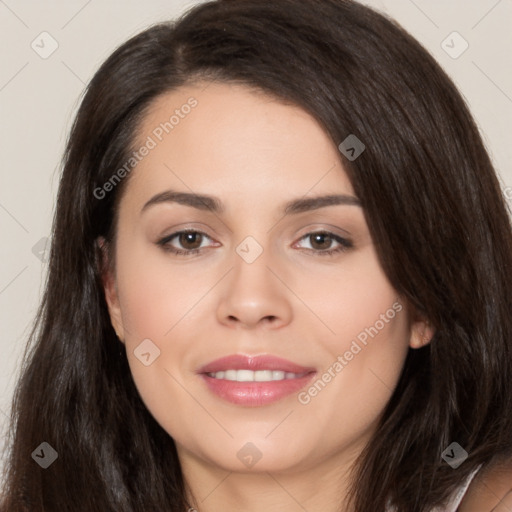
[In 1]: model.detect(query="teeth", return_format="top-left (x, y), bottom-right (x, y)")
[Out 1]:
top-left (207, 369), bottom-right (306, 382)
top-left (225, 369), bottom-right (237, 381)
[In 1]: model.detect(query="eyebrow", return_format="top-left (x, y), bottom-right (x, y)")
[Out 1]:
top-left (140, 189), bottom-right (362, 216)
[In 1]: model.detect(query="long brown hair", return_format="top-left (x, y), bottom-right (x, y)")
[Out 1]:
top-left (2, 1), bottom-right (512, 510)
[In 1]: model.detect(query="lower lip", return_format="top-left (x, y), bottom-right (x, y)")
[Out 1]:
top-left (200, 373), bottom-right (316, 407)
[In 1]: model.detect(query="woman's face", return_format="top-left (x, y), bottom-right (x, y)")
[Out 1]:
top-left (102, 82), bottom-right (431, 475)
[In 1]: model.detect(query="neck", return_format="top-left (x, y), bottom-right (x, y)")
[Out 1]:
top-left (179, 439), bottom-right (368, 512)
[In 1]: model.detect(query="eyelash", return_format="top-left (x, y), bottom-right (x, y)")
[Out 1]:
top-left (157, 229), bottom-right (353, 257)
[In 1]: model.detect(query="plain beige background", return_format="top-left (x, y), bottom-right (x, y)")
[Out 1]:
top-left (1, 0), bottom-right (511, 469)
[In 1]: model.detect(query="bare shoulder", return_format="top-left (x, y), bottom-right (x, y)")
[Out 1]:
top-left (458, 460), bottom-right (512, 511)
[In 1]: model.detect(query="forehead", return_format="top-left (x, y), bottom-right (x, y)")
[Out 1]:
top-left (122, 81), bottom-right (355, 211)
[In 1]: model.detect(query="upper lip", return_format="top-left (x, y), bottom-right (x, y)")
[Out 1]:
top-left (198, 354), bottom-right (316, 374)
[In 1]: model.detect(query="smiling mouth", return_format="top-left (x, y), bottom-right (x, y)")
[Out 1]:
top-left (197, 354), bottom-right (317, 406)
top-left (206, 369), bottom-right (311, 381)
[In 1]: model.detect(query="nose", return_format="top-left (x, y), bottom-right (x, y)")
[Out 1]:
top-left (216, 247), bottom-right (293, 329)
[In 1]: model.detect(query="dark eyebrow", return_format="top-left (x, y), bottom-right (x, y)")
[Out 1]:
top-left (140, 189), bottom-right (362, 215)
top-left (283, 194), bottom-right (362, 214)
top-left (141, 190), bottom-right (224, 214)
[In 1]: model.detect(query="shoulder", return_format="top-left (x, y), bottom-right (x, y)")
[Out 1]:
top-left (458, 460), bottom-right (512, 511)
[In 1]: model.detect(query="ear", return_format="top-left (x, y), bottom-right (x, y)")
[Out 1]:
top-left (96, 236), bottom-right (125, 344)
top-left (409, 307), bottom-right (435, 349)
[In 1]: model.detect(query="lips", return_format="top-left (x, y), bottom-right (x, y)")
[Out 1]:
top-left (198, 354), bottom-right (315, 374)
top-left (197, 354), bottom-right (317, 407)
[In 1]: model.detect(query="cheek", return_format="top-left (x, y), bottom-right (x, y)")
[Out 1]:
top-left (294, 246), bottom-right (408, 358)
top-left (114, 250), bottom-right (205, 438)
top-left (113, 239), bottom-right (222, 421)
top-left (115, 237), bottom-right (215, 340)
top-left (293, 248), bottom-right (410, 424)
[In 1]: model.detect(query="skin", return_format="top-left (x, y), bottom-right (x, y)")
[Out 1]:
top-left (459, 462), bottom-right (512, 511)
top-left (101, 81), bottom-right (436, 512)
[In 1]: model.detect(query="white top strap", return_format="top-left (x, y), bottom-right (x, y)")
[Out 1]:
top-left (386, 465), bottom-right (483, 512)
top-left (431, 465), bottom-right (482, 512)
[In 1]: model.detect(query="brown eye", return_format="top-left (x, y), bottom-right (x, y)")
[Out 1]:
top-left (178, 232), bottom-right (203, 250)
top-left (309, 233), bottom-right (334, 250)
top-left (157, 230), bottom-right (216, 255)
top-left (294, 230), bottom-right (353, 256)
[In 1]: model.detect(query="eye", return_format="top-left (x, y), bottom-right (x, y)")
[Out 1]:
top-left (156, 229), bottom-right (353, 257)
top-left (294, 231), bottom-right (353, 256)
top-left (157, 229), bottom-right (218, 255)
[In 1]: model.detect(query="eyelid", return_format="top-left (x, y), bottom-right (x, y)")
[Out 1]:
top-left (293, 222), bottom-right (352, 238)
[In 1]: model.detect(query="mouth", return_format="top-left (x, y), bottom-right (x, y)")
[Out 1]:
top-left (205, 369), bottom-right (311, 381)
top-left (197, 354), bottom-right (317, 407)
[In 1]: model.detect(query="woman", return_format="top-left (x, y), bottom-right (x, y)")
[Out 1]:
top-left (1, 0), bottom-right (511, 510)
